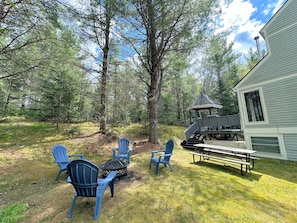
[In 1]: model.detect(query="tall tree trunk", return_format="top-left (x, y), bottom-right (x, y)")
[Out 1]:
top-left (148, 81), bottom-right (158, 144)
top-left (99, 2), bottom-right (111, 134)
top-left (99, 65), bottom-right (107, 133)
top-left (125, 0), bottom-right (218, 144)
top-left (146, 0), bottom-right (159, 144)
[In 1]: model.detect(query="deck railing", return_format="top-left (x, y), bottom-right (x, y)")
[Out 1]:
top-left (184, 122), bottom-right (198, 141)
top-left (184, 114), bottom-right (241, 141)
top-left (197, 114), bottom-right (241, 131)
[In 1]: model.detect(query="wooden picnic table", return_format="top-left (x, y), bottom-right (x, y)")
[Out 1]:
top-left (190, 143), bottom-right (258, 175)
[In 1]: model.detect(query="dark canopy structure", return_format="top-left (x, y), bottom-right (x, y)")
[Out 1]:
top-left (187, 93), bottom-right (222, 112)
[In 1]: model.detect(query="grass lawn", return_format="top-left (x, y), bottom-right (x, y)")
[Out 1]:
top-left (1, 117), bottom-right (297, 223)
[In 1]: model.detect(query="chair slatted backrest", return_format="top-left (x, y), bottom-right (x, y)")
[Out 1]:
top-left (52, 145), bottom-right (69, 167)
top-left (118, 138), bottom-right (130, 155)
top-left (164, 139), bottom-right (174, 162)
top-left (67, 160), bottom-right (99, 197)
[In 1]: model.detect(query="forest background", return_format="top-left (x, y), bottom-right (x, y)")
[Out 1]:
top-left (0, 0), bottom-right (261, 144)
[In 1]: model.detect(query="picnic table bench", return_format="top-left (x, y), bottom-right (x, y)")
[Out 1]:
top-left (190, 143), bottom-right (259, 175)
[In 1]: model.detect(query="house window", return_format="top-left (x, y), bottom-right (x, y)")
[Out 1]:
top-left (251, 137), bottom-right (280, 154)
top-left (244, 90), bottom-right (264, 122)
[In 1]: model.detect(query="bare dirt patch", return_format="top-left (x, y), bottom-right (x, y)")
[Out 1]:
top-left (68, 132), bottom-right (161, 186)
top-left (71, 132), bottom-right (162, 156)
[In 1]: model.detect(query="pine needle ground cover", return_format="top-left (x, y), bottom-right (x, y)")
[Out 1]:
top-left (1, 117), bottom-right (297, 222)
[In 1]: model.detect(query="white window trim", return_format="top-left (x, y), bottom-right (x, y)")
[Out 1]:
top-left (240, 87), bottom-right (269, 126)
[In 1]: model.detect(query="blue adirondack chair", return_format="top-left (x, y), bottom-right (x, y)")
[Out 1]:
top-left (67, 159), bottom-right (117, 221)
top-left (52, 144), bottom-right (84, 180)
top-left (150, 139), bottom-right (174, 175)
top-left (112, 137), bottom-right (132, 164)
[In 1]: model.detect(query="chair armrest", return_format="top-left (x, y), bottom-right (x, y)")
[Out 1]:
top-left (55, 161), bottom-right (69, 164)
top-left (69, 154), bottom-right (84, 159)
top-left (151, 150), bottom-right (165, 158)
top-left (157, 153), bottom-right (172, 162)
top-left (159, 153), bottom-right (172, 158)
top-left (112, 148), bottom-right (118, 156)
top-left (127, 148), bottom-right (133, 155)
top-left (97, 171), bottom-right (117, 185)
top-left (152, 150), bottom-right (165, 154)
top-left (113, 148), bottom-right (132, 153)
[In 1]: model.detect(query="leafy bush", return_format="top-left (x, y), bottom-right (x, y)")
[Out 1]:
top-left (0, 203), bottom-right (27, 223)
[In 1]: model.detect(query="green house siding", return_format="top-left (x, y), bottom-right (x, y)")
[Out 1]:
top-left (264, 0), bottom-right (297, 37)
top-left (235, 0), bottom-right (297, 161)
top-left (263, 77), bottom-right (297, 127)
top-left (284, 134), bottom-right (297, 161)
top-left (240, 22), bottom-right (297, 86)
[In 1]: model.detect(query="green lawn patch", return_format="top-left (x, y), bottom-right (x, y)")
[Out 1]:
top-left (1, 118), bottom-right (297, 222)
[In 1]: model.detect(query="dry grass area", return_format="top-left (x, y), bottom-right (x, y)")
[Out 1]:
top-left (0, 118), bottom-right (168, 222)
top-left (1, 118), bottom-right (297, 223)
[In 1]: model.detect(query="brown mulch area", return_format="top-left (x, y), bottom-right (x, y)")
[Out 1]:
top-left (71, 131), bottom-right (162, 157)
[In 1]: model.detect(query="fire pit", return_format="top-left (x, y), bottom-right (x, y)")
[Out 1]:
top-left (99, 159), bottom-right (128, 178)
